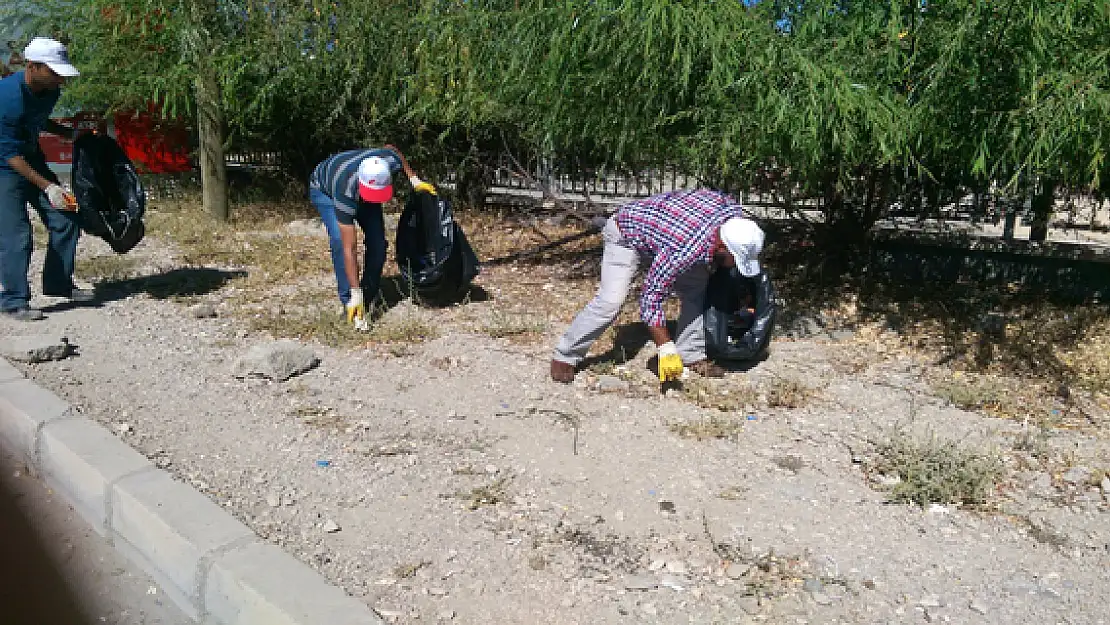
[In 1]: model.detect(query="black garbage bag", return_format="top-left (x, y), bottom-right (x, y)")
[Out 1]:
top-left (704, 268), bottom-right (776, 361)
top-left (71, 133), bottom-right (146, 254)
top-left (395, 189), bottom-right (480, 305)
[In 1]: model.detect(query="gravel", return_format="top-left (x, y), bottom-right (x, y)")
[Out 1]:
top-left (3, 232), bottom-right (1108, 624)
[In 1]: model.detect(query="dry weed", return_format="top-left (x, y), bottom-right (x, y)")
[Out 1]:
top-left (765, 378), bottom-right (817, 409)
top-left (868, 431), bottom-right (1004, 507)
top-left (76, 255), bottom-right (139, 281)
top-left (669, 415), bottom-right (745, 442)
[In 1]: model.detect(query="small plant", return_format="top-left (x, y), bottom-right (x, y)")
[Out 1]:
top-left (482, 310), bottom-right (548, 340)
top-left (369, 308), bottom-right (440, 344)
top-left (773, 454), bottom-right (806, 474)
top-left (77, 255), bottom-right (139, 281)
top-left (392, 560), bottom-right (431, 579)
top-left (450, 477), bottom-right (512, 510)
top-left (766, 378), bottom-right (815, 409)
top-left (669, 415), bottom-right (745, 441)
top-left (868, 431), bottom-right (1004, 506)
top-left (682, 376), bottom-right (752, 413)
top-left (932, 377), bottom-right (1007, 411)
top-left (290, 405), bottom-right (346, 429)
top-left (1012, 426), bottom-right (1053, 461)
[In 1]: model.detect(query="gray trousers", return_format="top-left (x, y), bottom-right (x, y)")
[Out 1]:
top-left (553, 217), bottom-right (710, 366)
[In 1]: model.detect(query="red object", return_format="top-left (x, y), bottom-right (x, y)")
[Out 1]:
top-left (110, 110), bottom-right (192, 173)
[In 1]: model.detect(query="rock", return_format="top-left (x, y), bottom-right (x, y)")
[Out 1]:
top-left (803, 578), bottom-right (824, 594)
top-left (1062, 466), bottom-right (1092, 485)
top-left (322, 519), bottom-right (341, 533)
top-left (664, 560), bottom-right (688, 575)
top-left (436, 610), bottom-right (455, 621)
top-left (189, 302), bottom-right (218, 319)
top-left (597, 375), bottom-right (629, 393)
top-left (624, 575), bottom-right (658, 591)
top-left (232, 340), bottom-right (319, 382)
top-left (917, 595), bottom-right (944, 609)
top-left (0, 334), bottom-right (71, 363)
top-left (725, 563), bottom-right (750, 579)
top-left (875, 473), bottom-right (902, 487)
top-left (828, 329), bottom-right (855, 342)
top-left (969, 599), bottom-right (988, 615)
top-left (265, 493), bottom-right (281, 508)
top-left (648, 559), bottom-right (666, 572)
top-left (1101, 476), bottom-right (1110, 494)
top-left (811, 592), bottom-right (832, 606)
top-left (285, 218), bottom-right (329, 238)
top-left (116, 422), bottom-right (134, 435)
top-left (785, 315), bottom-right (823, 339)
top-left (660, 575), bottom-right (686, 591)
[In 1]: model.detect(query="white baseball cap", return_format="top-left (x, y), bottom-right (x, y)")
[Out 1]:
top-left (23, 37), bottom-right (79, 77)
top-left (720, 218), bottom-right (764, 277)
top-left (357, 156), bottom-right (393, 203)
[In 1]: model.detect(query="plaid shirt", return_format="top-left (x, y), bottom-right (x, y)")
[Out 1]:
top-left (615, 189), bottom-right (745, 327)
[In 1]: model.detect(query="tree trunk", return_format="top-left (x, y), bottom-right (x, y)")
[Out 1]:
top-left (196, 70), bottom-right (229, 222)
top-left (1029, 178), bottom-right (1055, 242)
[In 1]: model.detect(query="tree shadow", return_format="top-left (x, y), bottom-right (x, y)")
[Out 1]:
top-left (43, 268), bottom-right (247, 312)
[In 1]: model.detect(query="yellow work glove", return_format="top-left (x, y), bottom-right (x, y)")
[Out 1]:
top-left (409, 176), bottom-right (436, 195)
top-left (657, 341), bottom-right (684, 382)
top-left (346, 287), bottom-right (369, 331)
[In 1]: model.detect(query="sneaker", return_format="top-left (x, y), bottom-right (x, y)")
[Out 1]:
top-left (687, 359), bottom-right (726, 378)
top-left (43, 288), bottom-right (95, 303)
top-left (1, 307), bottom-right (45, 321)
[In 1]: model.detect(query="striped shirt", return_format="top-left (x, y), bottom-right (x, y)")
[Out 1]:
top-left (308, 147), bottom-right (403, 218)
top-left (615, 189), bottom-right (745, 327)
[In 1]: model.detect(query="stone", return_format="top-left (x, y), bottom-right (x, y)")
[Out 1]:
top-left (969, 599), bottom-right (988, 615)
top-left (321, 519), bottom-right (341, 533)
top-left (189, 302), bottom-right (218, 319)
top-left (828, 329), bottom-right (855, 342)
top-left (811, 592), bottom-right (832, 606)
top-left (232, 340), bottom-right (319, 382)
top-left (597, 375), bottom-right (629, 393)
top-left (436, 610), bottom-right (456, 620)
top-left (265, 493), bottom-right (281, 508)
top-left (660, 575), bottom-right (686, 591)
top-left (1101, 476), bottom-right (1110, 494)
top-left (0, 334), bottom-right (71, 363)
top-left (624, 575), bottom-right (658, 591)
top-left (1062, 466), bottom-right (1093, 485)
top-left (725, 563), bottom-right (750, 579)
top-left (648, 559), bottom-right (666, 572)
top-left (116, 422), bottom-right (134, 435)
top-left (664, 560), bottom-right (688, 575)
top-left (803, 578), bottom-right (825, 594)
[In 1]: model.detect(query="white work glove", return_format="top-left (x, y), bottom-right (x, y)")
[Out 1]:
top-left (346, 287), bottom-right (369, 332)
top-left (409, 175), bottom-right (436, 195)
top-left (657, 341), bottom-right (684, 382)
top-left (45, 184), bottom-right (75, 211)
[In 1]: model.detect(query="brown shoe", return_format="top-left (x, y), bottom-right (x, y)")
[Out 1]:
top-left (687, 359), bottom-right (726, 378)
top-left (550, 359), bottom-right (576, 383)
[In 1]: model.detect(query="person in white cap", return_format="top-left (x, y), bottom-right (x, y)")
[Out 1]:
top-left (550, 189), bottom-right (764, 383)
top-left (0, 37), bottom-right (91, 322)
top-left (308, 144), bottom-right (435, 329)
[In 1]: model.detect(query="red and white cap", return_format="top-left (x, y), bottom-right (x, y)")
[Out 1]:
top-left (357, 156), bottom-right (393, 203)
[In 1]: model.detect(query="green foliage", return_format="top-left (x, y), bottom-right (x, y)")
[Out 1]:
top-left (9, 0), bottom-right (1108, 222)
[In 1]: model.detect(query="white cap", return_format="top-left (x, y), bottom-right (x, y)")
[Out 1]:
top-left (357, 156), bottom-right (393, 203)
top-left (720, 218), bottom-right (764, 277)
top-left (23, 37), bottom-right (79, 77)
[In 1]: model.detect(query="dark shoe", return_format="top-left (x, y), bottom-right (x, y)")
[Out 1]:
top-left (43, 288), bottom-right (95, 303)
top-left (550, 359), bottom-right (576, 383)
top-left (688, 359), bottom-right (726, 378)
top-left (1, 307), bottom-right (45, 321)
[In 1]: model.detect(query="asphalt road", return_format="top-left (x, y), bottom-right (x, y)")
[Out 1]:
top-left (0, 444), bottom-right (190, 625)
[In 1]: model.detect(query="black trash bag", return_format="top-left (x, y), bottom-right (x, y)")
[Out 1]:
top-left (704, 268), bottom-right (776, 361)
top-left (71, 133), bottom-right (146, 254)
top-left (395, 189), bottom-right (480, 305)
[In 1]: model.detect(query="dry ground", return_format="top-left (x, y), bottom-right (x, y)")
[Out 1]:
top-left (9, 194), bottom-right (1110, 624)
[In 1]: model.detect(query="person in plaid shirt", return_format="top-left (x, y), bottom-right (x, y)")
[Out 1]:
top-left (550, 189), bottom-right (765, 383)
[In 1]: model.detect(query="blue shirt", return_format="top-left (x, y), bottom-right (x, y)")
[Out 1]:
top-left (615, 189), bottom-right (746, 327)
top-left (0, 70), bottom-right (61, 171)
top-left (309, 147), bottom-right (403, 221)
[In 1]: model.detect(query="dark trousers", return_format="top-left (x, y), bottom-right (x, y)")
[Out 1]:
top-left (0, 167), bottom-right (81, 311)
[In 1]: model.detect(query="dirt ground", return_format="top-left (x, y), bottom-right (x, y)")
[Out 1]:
top-left (4, 198), bottom-right (1110, 624)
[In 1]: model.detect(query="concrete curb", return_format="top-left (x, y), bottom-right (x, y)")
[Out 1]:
top-left (0, 356), bottom-right (382, 625)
